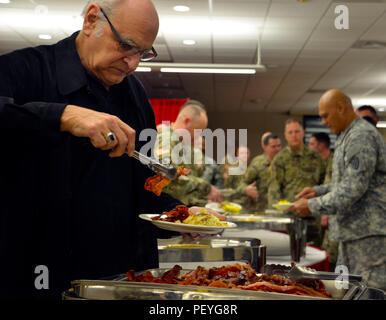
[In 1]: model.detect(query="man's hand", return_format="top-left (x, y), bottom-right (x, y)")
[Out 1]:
top-left (295, 187), bottom-right (317, 200)
top-left (207, 185), bottom-right (224, 203)
top-left (245, 181), bottom-right (259, 200)
top-left (60, 105), bottom-right (136, 157)
top-left (287, 198), bottom-right (311, 217)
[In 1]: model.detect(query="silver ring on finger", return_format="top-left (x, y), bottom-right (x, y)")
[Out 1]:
top-left (105, 132), bottom-right (116, 145)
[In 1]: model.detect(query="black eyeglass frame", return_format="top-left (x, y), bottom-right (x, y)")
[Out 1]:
top-left (99, 7), bottom-right (157, 61)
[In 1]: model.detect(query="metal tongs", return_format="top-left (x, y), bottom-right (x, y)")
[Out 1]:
top-left (261, 264), bottom-right (363, 282)
top-left (130, 150), bottom-right (177, 180)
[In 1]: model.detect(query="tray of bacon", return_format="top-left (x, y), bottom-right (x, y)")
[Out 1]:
top-left (63, 263), bottom-right (368, 300)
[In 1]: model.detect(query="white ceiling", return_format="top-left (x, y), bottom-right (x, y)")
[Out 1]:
top-left (1, 0), bottom-right (386, 116)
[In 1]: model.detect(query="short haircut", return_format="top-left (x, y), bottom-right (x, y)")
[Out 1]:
top-left (263, 133), bottom-right (279, 146)
top-left (285, 118), bottom-right (303, 129)
top-left (177, 99), bottom-right (207, 120)
top-left (362, 116), bottom-right (377, 127)
top-left (357, 105), bottom-right (378, 120)
top-left (311, 132), bottom-right (330, 148)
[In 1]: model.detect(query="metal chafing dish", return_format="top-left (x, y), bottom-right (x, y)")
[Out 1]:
top-left (226, 213), bottom-right (307, 262)
top-left (62, 267), bottom-right (377, 300)
top-left (157, 237), bottom-right (266, 272)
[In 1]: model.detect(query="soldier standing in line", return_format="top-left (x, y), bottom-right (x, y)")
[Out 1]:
top-left (235, 133), bottom-right (282, 212)
top-left (309, 132), bottom-right (338, 270)
top-left (155, 100), bottom-right (223, 206)
top-left (290, 89), bottom-right (386, 290)
top-left (268, 119), bottom-right (326, 247)
top-left (195, 136), bottom-right (224, 189)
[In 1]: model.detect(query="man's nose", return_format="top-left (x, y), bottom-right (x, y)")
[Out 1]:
top-left (123, 56), bottom-right (140, 69)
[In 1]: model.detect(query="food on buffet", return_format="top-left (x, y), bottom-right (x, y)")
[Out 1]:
top-left (151, 205), bottom-right (191, 223)
top-left (182, 209), bottom-right (228, 227)
top-left (151, 205), bottom-right (228, 227)
top-left (126, 264), bottom-right (332, 299)
top-left (221, 201), bottom-right (241, 213)
top-left (144, 166), bottom-right (191, 196)
top-left (278, 200), bottom-right (292, 205)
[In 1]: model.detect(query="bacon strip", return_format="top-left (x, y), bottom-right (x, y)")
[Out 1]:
top-left (144, 166), bottom-right (191, 196)
top-left (126, 264), bottom-right (332, 299)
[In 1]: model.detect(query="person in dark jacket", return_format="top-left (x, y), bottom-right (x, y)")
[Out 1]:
top-left (0, 0), bottom-right (184, 300)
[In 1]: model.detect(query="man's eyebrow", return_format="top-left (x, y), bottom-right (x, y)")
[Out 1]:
top-left (121, 37), bottom-right (138, 47)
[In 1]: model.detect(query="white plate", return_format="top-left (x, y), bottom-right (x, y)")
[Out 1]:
top-left (205, 202), bottom-right (242, 214)
top-left (272, 203), bottom-right (293, 211)
top-left (139, 214), bottom-right (237, 234)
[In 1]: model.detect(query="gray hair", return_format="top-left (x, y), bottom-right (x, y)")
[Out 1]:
top-left (81, 0), bottom-right (122, 37)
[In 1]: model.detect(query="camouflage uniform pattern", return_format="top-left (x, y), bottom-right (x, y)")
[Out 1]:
top-left (235, 153), bottom-right (271, 211)
top-left (308, 117), bottom-right (386, 289)
top-left (200, 156), bottom-right (224, 189)
top-left (323, 152), bottom-right (333, 184)
top-left (219, 155), bottom-right (249, 206)
top-left (154, 126), bottom-right (211, 206)
top-left (320, 152), bottom-right (339, 269)
top-left (268, 146), bottom-right (326, 206)
top-left (268, 146), bottom-right (326, 246)
top-left (337, 236), bottom-right (386, 290)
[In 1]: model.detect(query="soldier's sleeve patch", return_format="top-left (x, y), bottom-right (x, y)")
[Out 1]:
top-left (350, 156), bottom-right (360, 170)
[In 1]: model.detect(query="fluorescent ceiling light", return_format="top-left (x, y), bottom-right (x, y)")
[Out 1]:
top-left (173, 5), bottom-right (190, 12)
top-left (135, 67), bottom-right (151, 72)
top-left (376, 121), bottom-right (386, 128)
top-left (38, 34), bottom-right (52, 40)
top-left (0, 0), bottom-right (11, 4)
top-left (139, 62), bottom-right (265, 74)
top-left (160, 68), bottom-right (256, 74)
top-left (353, 97), bottom-right (386, 109)
top-left (182, 39), bottom-right (196, 45)
top-left (378, 108), bottom-right (385, 112)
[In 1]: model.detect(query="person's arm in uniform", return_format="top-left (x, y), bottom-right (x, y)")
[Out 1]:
top-left (236, 163), bottom-right (258, 198)
top-left (308, 132), bottom-right (378, 215)
top-left (267, 158), bottom-right (284, 208)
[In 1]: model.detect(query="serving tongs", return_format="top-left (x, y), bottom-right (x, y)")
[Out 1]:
top-left (130, 150), bottom-right (177, 180)
top-left (261, 264), bottom-right (363, 282)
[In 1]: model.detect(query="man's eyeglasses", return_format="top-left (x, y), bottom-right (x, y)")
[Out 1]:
top-left (99, 7), bottom-right (157, 62)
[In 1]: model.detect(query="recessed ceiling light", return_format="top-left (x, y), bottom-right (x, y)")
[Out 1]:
top-left (183, 39), bottom-right (196, 45)
top-left (173, 5), bottom-right (190, 12)
top-left (38, 34), bottom-right (52, 40)
top-left (0, 0), bottom-right (11, 4)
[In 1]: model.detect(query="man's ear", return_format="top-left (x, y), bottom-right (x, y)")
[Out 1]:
top-left (82, 5), bottom-right (100, 36)
top-left (335, 100), bottom-right (344, 116)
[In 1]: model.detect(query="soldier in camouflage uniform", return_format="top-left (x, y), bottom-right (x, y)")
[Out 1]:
top-left (235, 134), bottom-right (282, 211)
top-left (291, 89), bottom-right (386, 290)
top-left (268, 119), bottom-right (325, 247)
top-left (219, 147), bottom-right (250, 205)
top-left (309, 132), bottom-right (339, 270)
top-left (194, 136), bottom-right (224, 189)
top-left (155, 101), bottom-right (223, 206)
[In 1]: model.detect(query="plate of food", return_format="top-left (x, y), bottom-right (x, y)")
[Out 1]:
top-left (139, 205), bottom-right (237, 234)
top-left (272, 200), bottom-right (293, 211)
top-left (205, 201), bottom-right (242, 214)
